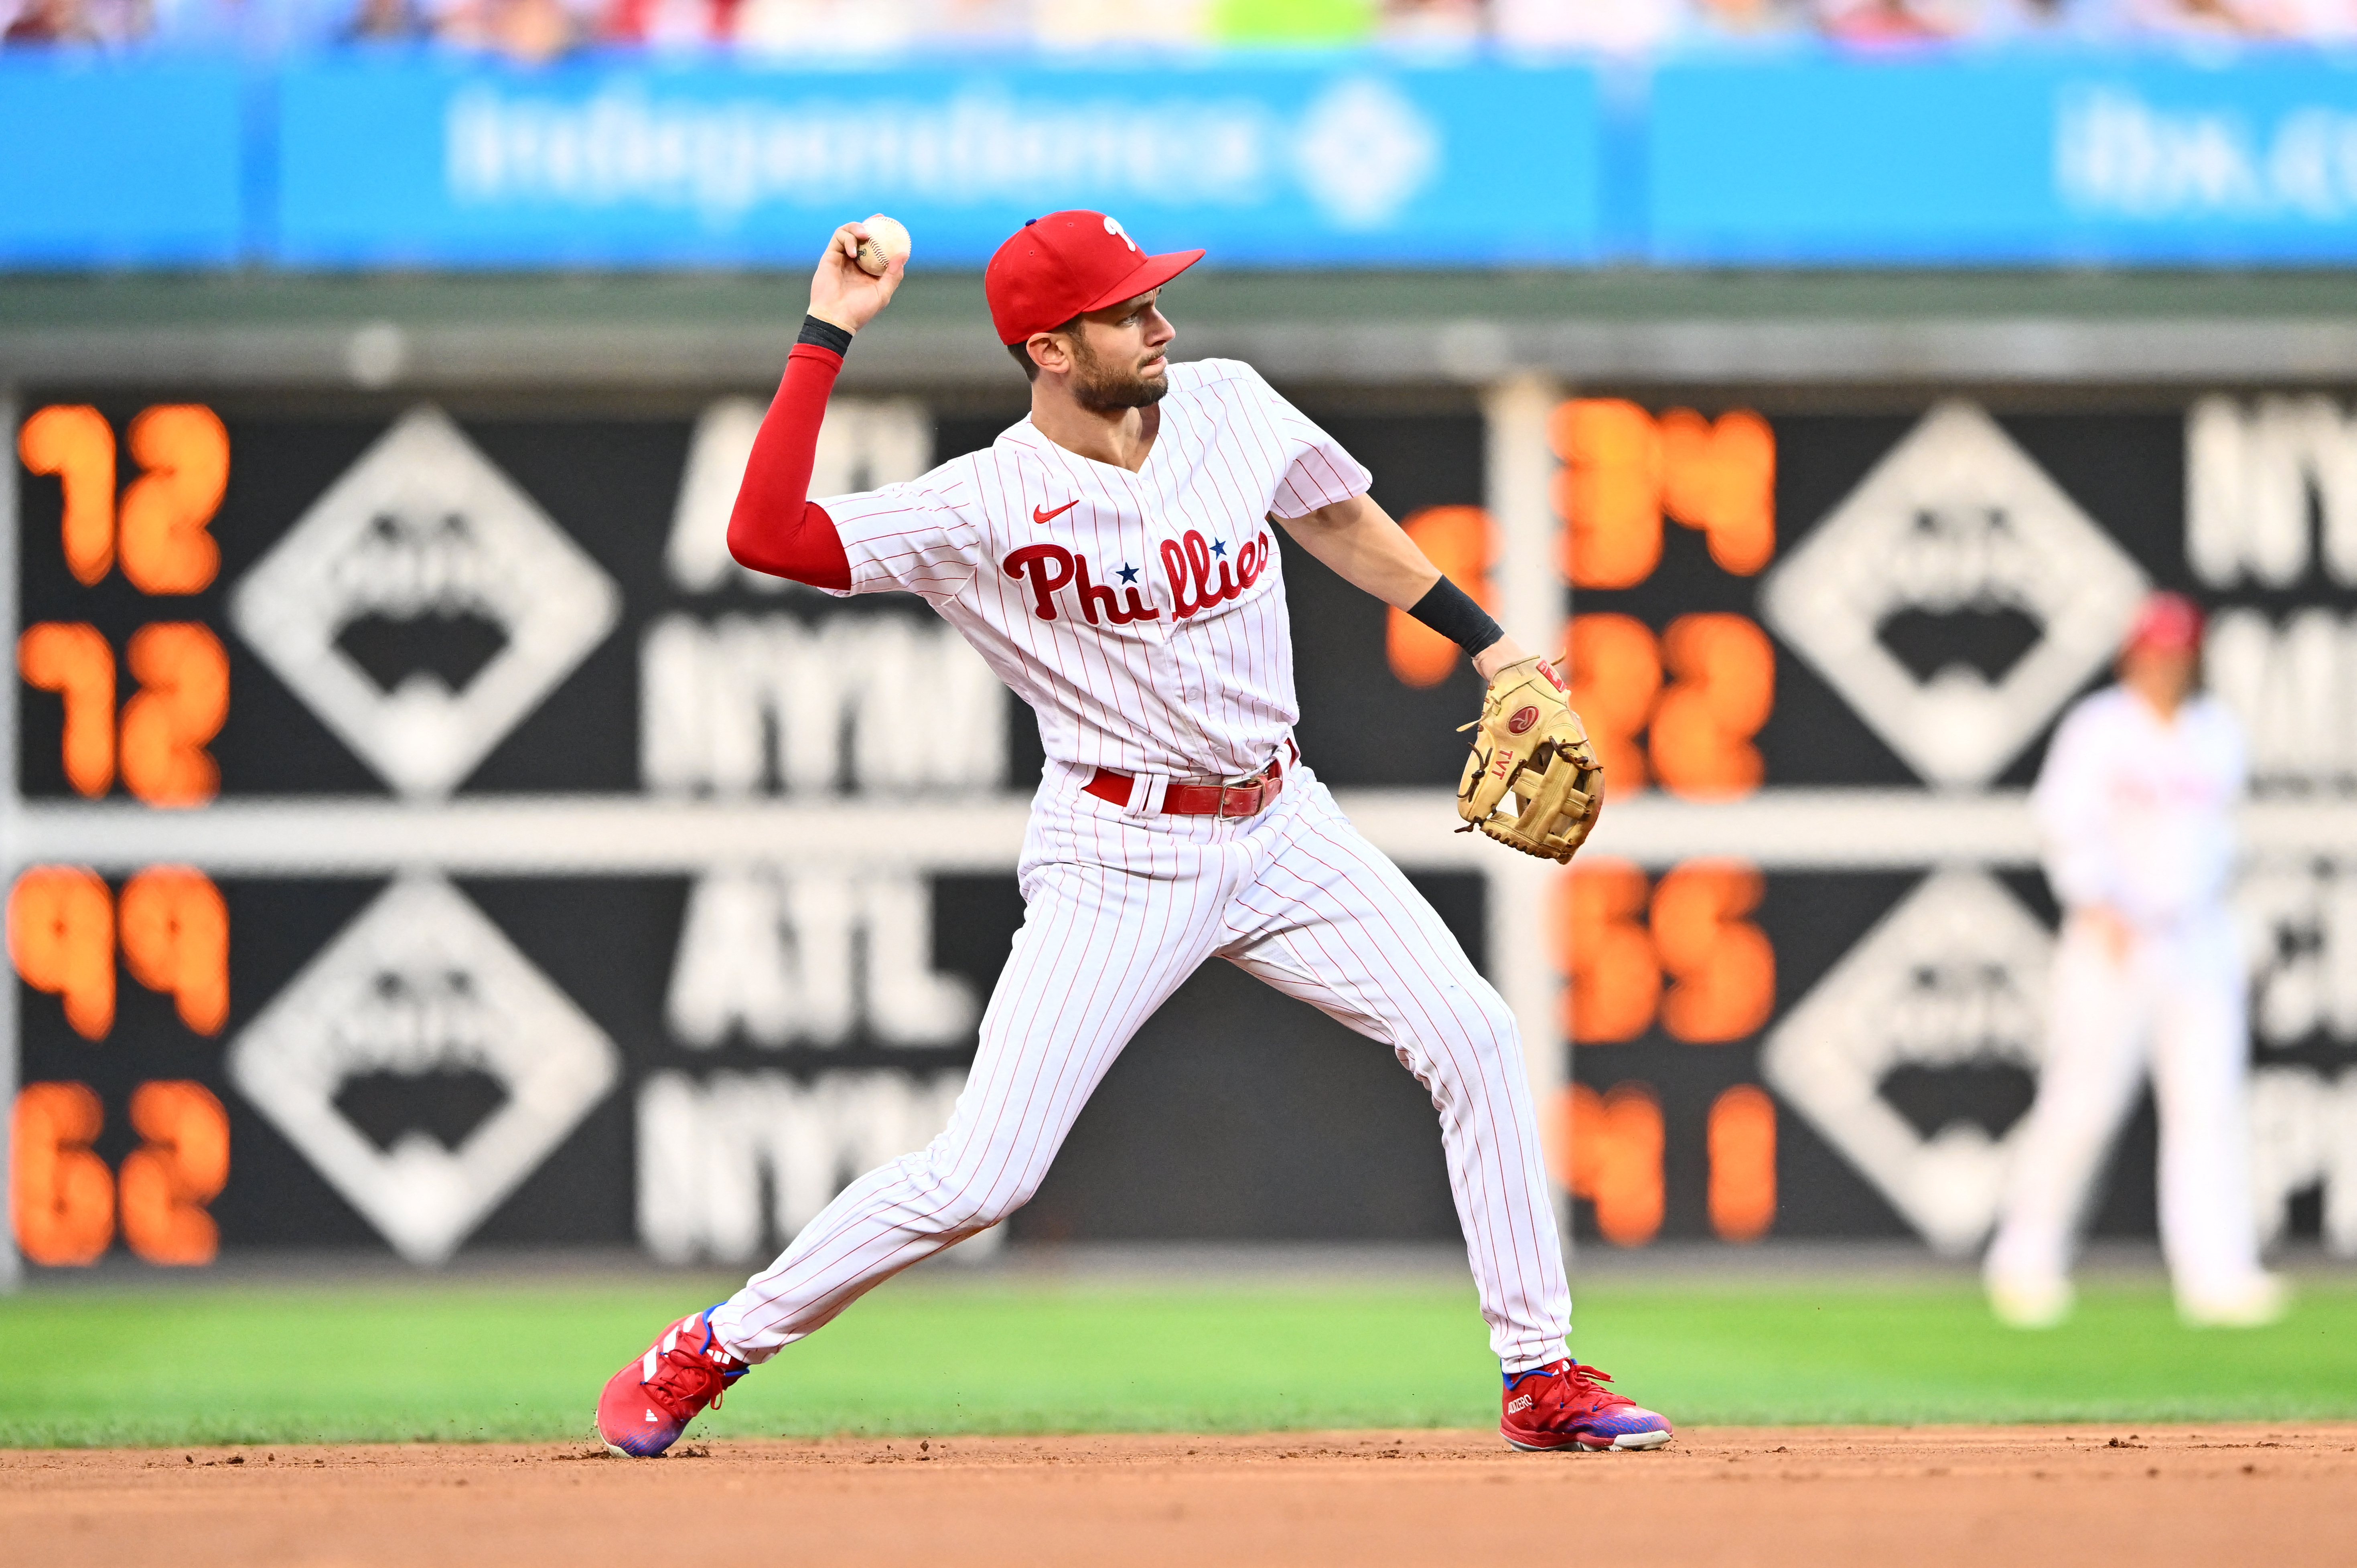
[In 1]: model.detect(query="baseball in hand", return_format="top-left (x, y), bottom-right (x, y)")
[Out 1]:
top-left (854, 214), bottom-right (912, 277)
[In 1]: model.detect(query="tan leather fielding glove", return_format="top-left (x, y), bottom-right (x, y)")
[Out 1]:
top-left (1456, 654), bottom-right (1604, 863)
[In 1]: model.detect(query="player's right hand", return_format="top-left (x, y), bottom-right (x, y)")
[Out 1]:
top-left (808, 219), bottom-right (905, 336)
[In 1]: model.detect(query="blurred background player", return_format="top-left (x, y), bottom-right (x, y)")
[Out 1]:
top-left (1984, 591), bottom-right (2288, 1329)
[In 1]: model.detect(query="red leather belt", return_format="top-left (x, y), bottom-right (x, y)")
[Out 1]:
top-left (1085, 742), bottom-right (1294, 819)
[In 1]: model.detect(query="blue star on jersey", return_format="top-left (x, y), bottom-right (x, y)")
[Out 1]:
top-left (1211, 538), bottom-right (1229, 557)
top-left (1118, 563), bottom-right (1139, 583)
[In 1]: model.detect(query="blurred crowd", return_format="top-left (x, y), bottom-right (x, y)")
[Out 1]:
top-left (7, 0), bottom-right (2355, 60)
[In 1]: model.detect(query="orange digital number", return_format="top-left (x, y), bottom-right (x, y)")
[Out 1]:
top-left (118, 1080), bottom-right (230, 1266)
top-left (118, 867), bottom-right (229, 1035)
top-left (1651, 861), bottom-right (1776, 1044)
top-left (1386, 505), bottom-right (1496, 689)
top-left (1649, 614), bottom-right (1775, 801)
top-left (1550, 399), bottom-right (1662, 589)
top-left (1563, 613), bottom-right (1773, 802)
top-left (7, 866), bottom-right (228, 1040)
top-left (1551, 858), bottom-right (1775, 1046)
top-left (119, 623), bottom-right (228, 807)
top-left (11, 1082), bottom-right (115, 1266)
top-left (17, 403), bottom-right (226, 594)
top-left (1550, 401), bottom-right (1776, 589)
top-left (8, 867), bottom-right (116, 1039)
top-left (1566, 614), bottom-right (1661, 792)
top-left (1555, 1082), bottom-right (1664, 1248)
top-left (1553, 858), bottom-right (1660, 1044)
top-left (1658, 409), bottom-right (1776, 575)
top-left (18, 623), bottom-right (117, 798)
top-left (118, 405), bottom-right (227, 595)
top-left (1708, 1084), bottom-right (1777, 1243)
top-left (18, 406), bottom-right (117, 586)
top-left (18, 623), bottom-right (229, 804)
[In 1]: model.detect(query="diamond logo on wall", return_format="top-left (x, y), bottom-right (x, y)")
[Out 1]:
top-left (226, 877), bottom-right (621, 1264)
top-left (1293, 77), bottom-right (1438, 229)
top-left (1760, 401), bottom-right (2148, 786)
top-left (1759, 871), bottom-right (2053, 1255)
top-left (230, 406), bottom-right (621, 796)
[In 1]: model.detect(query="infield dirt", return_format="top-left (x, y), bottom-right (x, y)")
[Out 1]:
top-left (6, 1424), bottom-right (2352, 1566)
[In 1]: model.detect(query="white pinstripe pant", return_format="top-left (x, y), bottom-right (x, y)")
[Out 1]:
top-left (1986, 908), bottom-right (2266, 1304)
top-left (709, 761), bottom-right (1572, 1371)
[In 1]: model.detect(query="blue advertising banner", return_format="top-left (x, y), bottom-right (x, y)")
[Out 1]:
top-left (1650, 51), bottom-right (2357, 265)
top-left (0, 59), bottom-right (245, 266)
top-left (272, 55), bottom-right (1602, 268)
top-left (16, 50), bottom-right (2357, 273)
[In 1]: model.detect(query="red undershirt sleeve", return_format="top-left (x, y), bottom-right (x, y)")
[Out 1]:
top-left (726, 342), bottom-right (852, 592)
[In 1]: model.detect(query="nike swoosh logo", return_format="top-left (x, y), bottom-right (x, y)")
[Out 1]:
top-left (1032, 500), bottom-right (1080, 524)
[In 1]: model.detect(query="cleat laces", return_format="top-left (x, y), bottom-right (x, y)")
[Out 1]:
top-left (1521, 1359), bottom-right (1638, 1423)
top-left (1561, 1361), bottom-right (1637, 1412)
top-left (641, 1334), bottom-right (742, 1422)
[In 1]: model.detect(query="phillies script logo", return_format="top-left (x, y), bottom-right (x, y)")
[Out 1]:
top-left (1004, 545), bottom-right (1162, 626)
top-left (1160, 529), bottom-right (1270, 620)
top-left (1002, 529), bottom-right (1272, 626)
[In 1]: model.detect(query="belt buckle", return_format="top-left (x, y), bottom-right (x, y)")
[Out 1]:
top-left (1213, 755), bottom-right (1280, 820)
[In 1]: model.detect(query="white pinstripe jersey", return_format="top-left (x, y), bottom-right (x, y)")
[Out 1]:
top-left (816, 359), bottom-right (1371, 780)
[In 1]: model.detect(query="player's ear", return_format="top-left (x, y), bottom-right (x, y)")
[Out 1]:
top-left (1027, 330), bottom-right (1071, 378)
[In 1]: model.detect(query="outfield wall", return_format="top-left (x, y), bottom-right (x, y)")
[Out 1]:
top-left (6, 310), bottom-right (2357, 1282)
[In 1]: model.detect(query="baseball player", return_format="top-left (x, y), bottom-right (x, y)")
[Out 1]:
top-left (1984, 591), bottom-right (2287, 1329)
top-left (594, 211), bottom-right (1665, 1456)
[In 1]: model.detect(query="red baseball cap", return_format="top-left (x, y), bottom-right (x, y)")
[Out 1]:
top-left (985, 210), bottom-right (1205, 346)
top-left (2122, 590), bottom-right (2205, 656)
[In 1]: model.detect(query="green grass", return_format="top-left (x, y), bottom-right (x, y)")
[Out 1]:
top-left (4, 1272), bottom-right (2355, 1448)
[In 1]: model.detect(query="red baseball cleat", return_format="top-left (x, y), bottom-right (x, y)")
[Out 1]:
top-left (1500, 1359), bottom-right (1674, 1452)
top-left (594, 1308), bottom-right (748, 1457)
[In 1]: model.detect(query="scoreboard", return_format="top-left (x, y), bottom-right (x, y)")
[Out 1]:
top-left (3, 391), bottom-right (1500, 1273)
top-left (7, 382), bottom-right (2356, 1276)
top-left (1549, 395), bottom-right (2357, 1257)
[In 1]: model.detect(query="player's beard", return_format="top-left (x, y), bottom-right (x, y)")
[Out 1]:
top-left (1068, 334), bottom-right (1169, 413)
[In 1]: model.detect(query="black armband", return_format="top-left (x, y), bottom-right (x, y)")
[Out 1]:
top-left (797, 314), bottom-right (854, 355)
top-left (1407, 576), bottom-right (1505, 656)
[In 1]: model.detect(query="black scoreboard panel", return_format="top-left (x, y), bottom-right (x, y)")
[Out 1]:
top-left (8, 391), bottom-right (1495, 1268)
top-left (13, 869), bottom-right (1481, 1253)
top-left (17, 398), bottom-right (1495, 802)
top-left (1554, 409), bottom-right (2194, 798)
top-left (1560, 865), bottom-right (2180, 1247)
top-left (12, 388), bottom-right (2353, 1268)
top-left (1550, 394), bottom-right (2355, 1250)
top-left (1753, 412), bottom-right (2186, 790)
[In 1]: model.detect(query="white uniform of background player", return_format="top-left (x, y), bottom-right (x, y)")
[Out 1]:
top-left (1985, 592), bottom-right (2286, 1328)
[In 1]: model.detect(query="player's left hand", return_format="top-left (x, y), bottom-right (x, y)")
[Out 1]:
top-left (1456, 654), bottom-right (1604, 863)
top-left (808, 218), bottom-right (906, 335)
